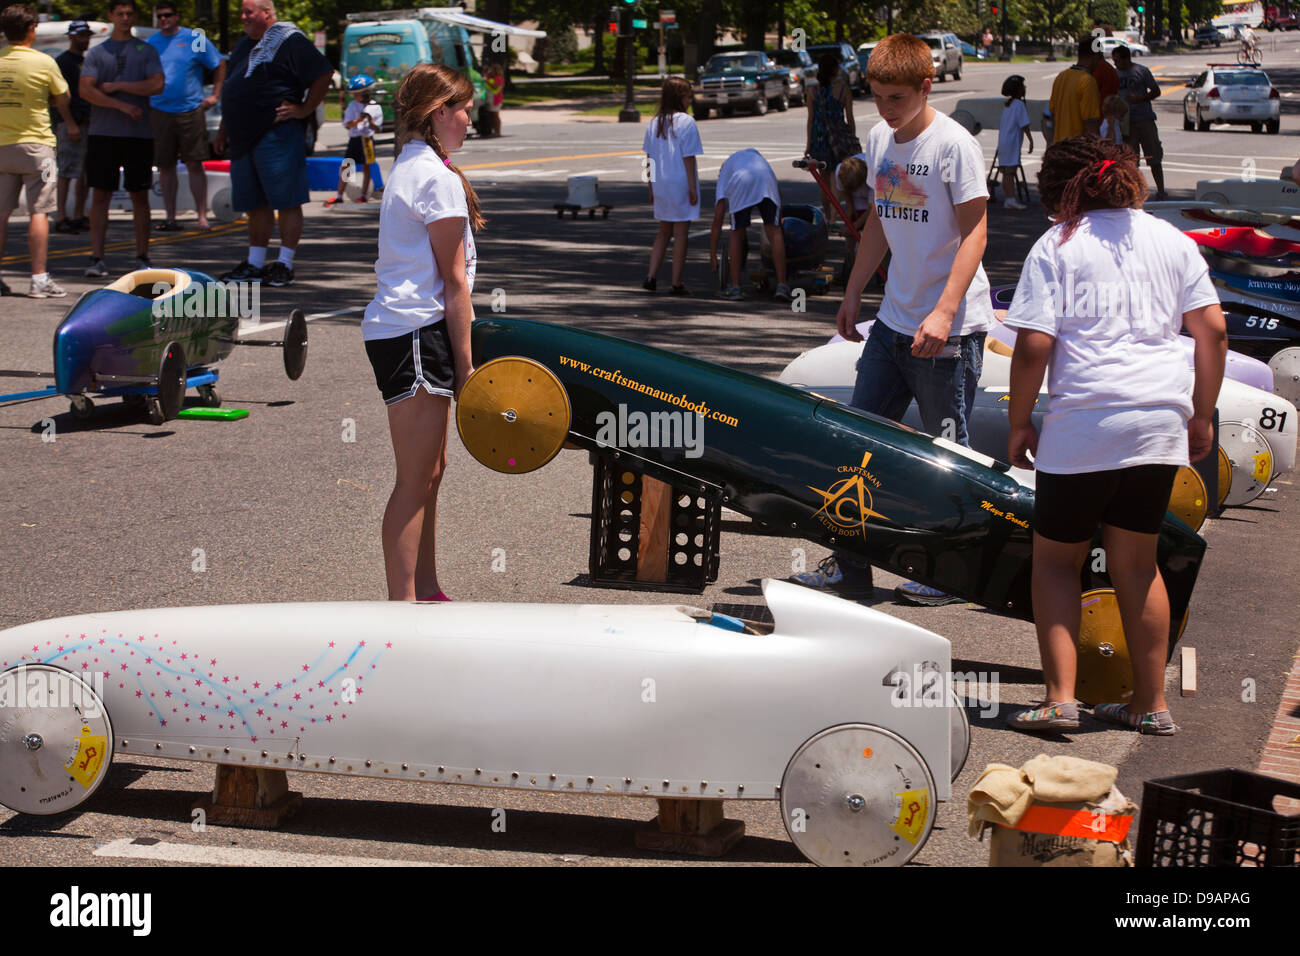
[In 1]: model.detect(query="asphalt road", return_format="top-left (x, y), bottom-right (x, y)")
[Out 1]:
top-left (1, 47), bottom-right (1298, 869)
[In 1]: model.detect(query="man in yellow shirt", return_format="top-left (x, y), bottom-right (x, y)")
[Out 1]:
top-left (0, 3), bottom-right (81, 297)
top-left (1049, 46), bottom-right (1101, 143)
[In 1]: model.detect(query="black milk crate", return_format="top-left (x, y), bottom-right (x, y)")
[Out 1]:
top-left (1136, 768), bottom-right (1300, 867)
top-left (588, 453), bottom-right (721, 593)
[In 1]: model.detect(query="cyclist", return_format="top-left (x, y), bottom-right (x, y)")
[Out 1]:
top-left (1240, 24), bottom-right (1260, 64)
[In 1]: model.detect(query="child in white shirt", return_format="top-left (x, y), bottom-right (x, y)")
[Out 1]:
top-left (328, 75), bottom-right (385, 206)
top-left (996, 74), bottom-right (1033, 210)
top-left (1098, 94), bottom-right (1128, 145)
top-left (642, 77), bottom-right (702, 294)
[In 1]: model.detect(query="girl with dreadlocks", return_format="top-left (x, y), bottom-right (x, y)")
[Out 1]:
top-left (362, 63), bottom-right (485, 602)
top-left (641, 77), bottom-right (702, 294)
top-left (1002, 136), bottom-right (1227, 736)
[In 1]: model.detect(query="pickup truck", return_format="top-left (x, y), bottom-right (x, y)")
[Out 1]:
top-left (693, 52), bottom-right (791, 119)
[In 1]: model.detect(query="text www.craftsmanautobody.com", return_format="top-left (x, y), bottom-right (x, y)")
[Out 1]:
top-left (1113, 916), bottom-right (1250, 929)
top-left (557, 356), bottom-right (740, 427)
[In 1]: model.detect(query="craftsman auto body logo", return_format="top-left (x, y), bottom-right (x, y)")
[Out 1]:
top-left (809, 451), bottom-right (888, 538)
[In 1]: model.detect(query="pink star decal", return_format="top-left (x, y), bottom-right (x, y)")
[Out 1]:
top-left (386, 642), bottom-right (392, 648)
top-left (135, 691), bottom-right (143, 698)
top-left (98, 638), bottom-right (105, 645)
top-left (252, 681), bottom-right (260, 689)
top-left (160, 719), bottom-right (167, 726)
top-left (301, 664), bottom-right (309, 672)
top-left (317, 680), bottom-right (325, 688)
top-left (199, 715), bottom-right (206, 722)
top-left (359, 641), bottom-right (366, 647)
top-left (81, 662), bottom-right (88, 670)
top-left (180, 653), bottom-right (187, 660)
top-left (227, 710), bottom-right (235, 718)
top-left (329, 641), bottom-right (335, 648)
top-left (223, 677), bottom-right (229, 684)
top-left (294, 693), bottom-right (301, 701)
top-left (275, 682), bottom-right (282, 690)
top-left (256, 709), bottom-right (264, 716)
top-left (251, 736), bottom-right (258, 743)
top-left (209, 659), bottom-right (217, 666)
top-left (325, 714), bottom-right (333, 722)
top-left (280, 721), bottom-right (288, 728)
top-left (121, 664), bottom-right (128, 671)
top-left (195, 679), bottom-right (202, 686)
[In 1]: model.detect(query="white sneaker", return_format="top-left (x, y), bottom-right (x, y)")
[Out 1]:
top-left (83, 258), bottom-right (108, 277)
top-left (28, 275), bottom-right (67, 298)
top-left (1004, 198), bottom-right (1027, 210)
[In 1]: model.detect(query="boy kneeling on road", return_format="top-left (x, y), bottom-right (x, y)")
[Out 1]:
top-left (791, 33), bottom-right (996, 606)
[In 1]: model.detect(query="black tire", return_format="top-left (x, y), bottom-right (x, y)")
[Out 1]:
top-left (1197, 109), bottom-right (1210, 131)
top-left (156, 341), bottom-right (187, 423)
top-left (146, 397), bottom-right (165, 426)
top-left (197, 385), bottom-right (221, 408)
top-left (1252, 121), bottom-right (1263, 133)
top-left (754, 93), bottom-right (768, 116)
top-left (777, 87), bottom-right (789, 111)
top-left (283, 309), bottom-right (308, 381)
top-left (1267, 118), bottom-right (1281, 134)
top-left (953, 63), bottom-right (961, 81)
top-left (695, 105), bottom-right (710, 120)
top-left (1183, 110), bottom-right (1194, 131)
top-left (69, 395), bottom-right (93, 420)
top-left (937, 69), bottom-right (946, 82)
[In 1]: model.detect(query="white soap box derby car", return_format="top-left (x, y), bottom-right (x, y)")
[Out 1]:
top-left (0, 581), bottom-right (968, 867)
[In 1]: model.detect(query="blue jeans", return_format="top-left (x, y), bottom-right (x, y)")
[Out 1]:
top-left (231, 120), bottom-right (309, 212)
top-left (849, 320), bottom-right (985, 446)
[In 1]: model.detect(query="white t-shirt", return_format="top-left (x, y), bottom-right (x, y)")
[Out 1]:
top-left (997, 98), bottom-right (1029, 167)
top-left (1003, 208), bottom-right (1221, 473)
top-left (643, 111), bottom-right (703, 222)
top-left (716, 148), bottom-right (781, 227)
top-left (344, 99), bottom-right (383, 138)
top-left (833, 151), bottom-right (871, 210)
top-left (864, 111), bottom-right (994, 337)
top-left (1098, 117), bottom-right (1124, 144)
top-left (362, 141), bottom-right (477, 341)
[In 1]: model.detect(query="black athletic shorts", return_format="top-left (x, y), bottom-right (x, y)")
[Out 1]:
top-left (364, 322), bottom-right (456, 406)
top-left (85, 135), bottom-right (154, 193)
top-left (1033, 464), bottom-right (1179, 542)
top-left (730, 197), bottom-right (778, 230)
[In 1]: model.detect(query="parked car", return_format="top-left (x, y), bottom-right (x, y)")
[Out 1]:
top-left (806, 41), bottom-right (865, 94)
top-left (693, 52), bottom-right (791, 119)
top-left (959, 39), bottom-right (979, 58)
top-left (1195, 24), bottom-right (1224, 46)
top-left (772, 48), bottom-right (816, 106)
top-left (1267, 12), bottom-right (1299, 28)
top-left (1095, 36), bottom-right (1150, 56)
top-left (1183, 65), bottom-right (1281, 134)
top-left (920, 32), bottom-right (962, 81)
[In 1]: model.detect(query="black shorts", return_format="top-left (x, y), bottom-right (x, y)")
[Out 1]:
top-left (731, 197), bottom-right (778, 230)
top-left (85, 135), bottom-right (154, 193)
top-left (364, 323), bottom-right (456, 406)
top-left (344, 135), bottom-right (374, 166)
top-left (1033, 465), bottom-right (1179, 542)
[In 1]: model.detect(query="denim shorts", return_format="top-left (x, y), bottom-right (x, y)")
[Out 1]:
top-left (849, 319), bottom-right (985, 444)
top-left (231, 121), bottom-right (309, 212)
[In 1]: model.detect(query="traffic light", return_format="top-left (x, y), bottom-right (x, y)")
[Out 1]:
top-left (1137, 4), bottom-right (1144, 10)
top-left (608, 5), bottom-right (619, 34)
top-left (991, 4), bottom-right (998, 14)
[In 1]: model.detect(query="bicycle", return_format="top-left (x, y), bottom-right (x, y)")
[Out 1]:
top-left (1237, 41), bottom-right (1262, 66)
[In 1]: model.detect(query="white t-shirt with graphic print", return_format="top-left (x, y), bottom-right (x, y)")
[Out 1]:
top-left (363, 141), bottom-right (477, 341)
top-left (1003, 208), bottom-right (1221, 473)
top-left (864, 110), bottom-right (994, 337)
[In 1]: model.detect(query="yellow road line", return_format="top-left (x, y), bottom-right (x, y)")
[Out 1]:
top-left (1159, 83), bottom-right (1187, 93)
top-left (459, 150), bottom-right (642, 170)
top-left (2, 218), bottom-right (246, 266)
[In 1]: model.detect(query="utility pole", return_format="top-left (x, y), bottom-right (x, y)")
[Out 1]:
top-left (618, 5), bottom-right (639, 123)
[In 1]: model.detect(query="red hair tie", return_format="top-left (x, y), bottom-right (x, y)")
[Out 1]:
top-left (1097, 159), bottom-right (1116, 177)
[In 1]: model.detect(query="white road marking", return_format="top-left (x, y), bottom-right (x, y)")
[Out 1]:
top-left (94, 837), bottom-right (450, 867)
top-left (238, 306), bottom-right (364, 338)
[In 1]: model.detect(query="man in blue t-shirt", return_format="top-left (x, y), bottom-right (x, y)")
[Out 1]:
top-left (78, 0), bottom-right (164, 276)
top-left (215, 0), bottom-right (331, 286)
top-left (147, 0), bottom-right (225, 231)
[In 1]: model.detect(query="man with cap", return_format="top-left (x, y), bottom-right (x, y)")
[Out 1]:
top-left (0, 3), bottom-right (82, 297)
top-left (52, 19), bottom-right (92, 235)
top-left (147, 0), bottom-right (225, 231)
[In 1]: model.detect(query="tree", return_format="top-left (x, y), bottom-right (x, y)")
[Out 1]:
top-left (1090, 0), bottom-right (1127, 29)
top-left (896, 0), bottom-right (981, 35)
top-left (1019, 0), bottom-right (1089, 47)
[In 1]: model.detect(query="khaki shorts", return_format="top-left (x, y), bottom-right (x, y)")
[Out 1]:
top-left (55, 122), bottom-right (87, 179)
top-left (151, 107), bottom-right (211, 166)
top-left (0, 142), bottom-right (57, 215)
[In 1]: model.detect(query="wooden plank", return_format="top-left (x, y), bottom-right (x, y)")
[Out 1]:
top-left (1181, 646), bottom-right (1198, 698)
top-left (634, 798), bottom-right (745, 857)
top-left (193, 765), bottom-right (303, 829)
top-left (635, 475), bottom-right (672, 582)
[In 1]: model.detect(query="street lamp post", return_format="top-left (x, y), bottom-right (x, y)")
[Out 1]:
top-left (618, 6), bottom-right (640, 122)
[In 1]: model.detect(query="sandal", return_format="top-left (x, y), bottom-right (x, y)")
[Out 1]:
top-left (1006, 701), bottom-right (1080, 732)
top-left (152, 219), bottom-right (183, 232)
top-left (1093, 702), bottom-right (1178, 736)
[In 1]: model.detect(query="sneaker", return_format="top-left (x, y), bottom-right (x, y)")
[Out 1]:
top-left (789, 556), bottom-right (875, 598)
top-left (135, 257), bottom-right (152, 270)
top-left (642, 276), bottom-right (657, 292)
top-left (264, 261), bottom-right (294, 287)
top-left (774, 282), bottom-right (792, 301)
top-left (1007, 701), bottom-right (1080, 732)
top-left (669, 283), bottom-right (690, 296)
top-left (1004, 198), bottom-right (1026, 210)
top-left (220, 260), bottom-right (263, 282)
top-left (720, 285), bottom-right (744, 300)
top-left (894, 581), bottom-right (963, 607)
top-left (1093, 702), bottom-right (1179, 736)
top-left (83, 257), bottom-right (108, 278)
top-left (54, 218), bottom-right (80, 234)
top-left (28, 275), bottom-right (67, 298)
top-left (324, 196), bottom-right (342, 207)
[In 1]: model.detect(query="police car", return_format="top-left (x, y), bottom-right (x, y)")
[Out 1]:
top-left (1183, 64), bottom-right (1281, 134)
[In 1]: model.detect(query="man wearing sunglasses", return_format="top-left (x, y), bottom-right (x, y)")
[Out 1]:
top-left (147, 1), bottom-right (225, 231)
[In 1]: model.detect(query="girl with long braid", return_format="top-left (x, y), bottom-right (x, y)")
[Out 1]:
top-left (362, 64), bottom-right (484, 602)
top-left (1003, 137), bottom-right (1227, 736)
